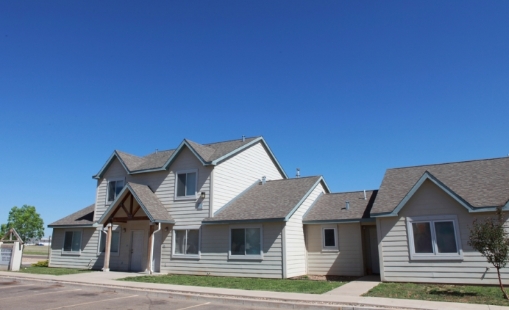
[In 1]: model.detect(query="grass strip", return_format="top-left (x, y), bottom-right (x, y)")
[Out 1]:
top-left (364, 282), bottom-right (509, 306)
top-left (120, 274), bottom-right (346, 294)
top-left (18, 266), bottom-right (93, 276)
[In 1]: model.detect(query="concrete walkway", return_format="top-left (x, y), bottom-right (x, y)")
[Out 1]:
top-left (326, 275), bottom-right (381, 296)
top-left (1, 271), bottom-right (508, 310)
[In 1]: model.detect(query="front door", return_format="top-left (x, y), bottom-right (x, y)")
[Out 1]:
top-left (130, 230), bottom-right (144, 272)
top-left (368, 226), bottom-right (380, 274)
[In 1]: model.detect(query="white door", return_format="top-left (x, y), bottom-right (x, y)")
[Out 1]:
top-left (130, 230), bottom-right (144, 272)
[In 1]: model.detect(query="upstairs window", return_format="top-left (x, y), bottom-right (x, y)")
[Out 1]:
top-left (107, 180), bottom-right (124, 202)
top-left (176, 171), bottom-right (197, 198)
top-left (406, 215), bottom-right (463, 260)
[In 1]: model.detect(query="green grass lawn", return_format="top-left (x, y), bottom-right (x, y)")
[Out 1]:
top-left (19, 266), bottom-right (93, 276)
top-left (364, 282), bottom-right (509, 306)
top-left (23, 245), bottom-right (50, 256)
top-left (120, 274), bottom-right (347, 294)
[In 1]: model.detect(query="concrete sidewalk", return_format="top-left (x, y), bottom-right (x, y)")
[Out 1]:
top-left (1, 271), bottom-right (507, 310)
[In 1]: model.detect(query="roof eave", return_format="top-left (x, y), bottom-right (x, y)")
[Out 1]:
top-left (93, 151), bottom-right (132, 179)
top-left (48, 223), bottom-right (98, 228)
top-left (202, 218), bottom-right (285, 225)
top-left (303, 218), bottom-right (375, 224)
top-left (372, 171), bottom-right (475, 217)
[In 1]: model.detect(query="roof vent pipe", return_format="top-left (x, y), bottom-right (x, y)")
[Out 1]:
top-left (242, 135), bottom-right (245, 142)
top-left (363, 190), bottom-right (367, 200)
top-left (346, 201), bottom-right (350, 210)
top-left (155, 149), bottom-right (158, 154)
top-left (261, 176), bottom-right (266, 185)
top-left (296, 168), bottom-right (300, 178)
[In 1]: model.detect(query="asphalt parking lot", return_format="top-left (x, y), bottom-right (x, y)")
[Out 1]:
top-left (0, 279), bottom-right (271, 310)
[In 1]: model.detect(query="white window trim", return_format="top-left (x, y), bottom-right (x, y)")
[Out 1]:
top-left (406, 215), bottom-right (463, 261)
top-left (97, 227), bottom-right (121, 257)
top-left (228, 224), bottom-right (264, 260)
top-left (106, 178), bottom-right (125, 204)
top-left (62, 230), bottom-right (83, 256)
top-left (322, 225), bottom-right (339, 251)
top-left (171, 226), bottom-right (201, 259)
top-left (174, 169), bottom-right (198, 201)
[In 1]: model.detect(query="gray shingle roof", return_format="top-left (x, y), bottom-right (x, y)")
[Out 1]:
top-left (128, 182), bottom-right (174, 223)
top-left (203, 176), bottom-right (323, 223)
top-left (97, 137), bottom-right (261, 177)
top-left (372, 157), bottom-right (509, 215)
top-left (48, 204), bottom-right (95, 227)
top-left (304, 190), bottom-right (377, 222)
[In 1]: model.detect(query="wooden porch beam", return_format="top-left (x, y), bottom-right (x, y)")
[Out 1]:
top-left (111, 216), bottom-right (149, 221)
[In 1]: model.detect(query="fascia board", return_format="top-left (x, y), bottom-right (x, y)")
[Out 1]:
top-left (301, 192), bottom-right (325, 220)
top-left (303, 219), bottom-right (360, 224)
top-left (48, 224), bottom-right (97, 228)
top-left (210, 137), bottom-right (262, 165)
top-left (202, 218), bottom-right (285, 225)
top-left (161, 140), bottom-right (207, 170)
top-left (284, 177), bottom-right (325, 222)
top-left (385, 171), bottom-right (474, 217)
top-left (210, 137), bottom-right (288, 179)
top-left (93, 151), bottom-right (131, 179)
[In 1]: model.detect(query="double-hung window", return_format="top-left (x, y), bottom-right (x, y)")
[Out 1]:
top-left (107, 179), bottom-right (124, 203)
top-left (176, 171), bottom-right (197, 199)
top-left (406, 215), bottom-right (463, 260)
top-left (173, 228), bottom-right (200, 258)
top-left (99, 230), bottom-right (120, 255)
top-left (229, 226), bottom-right (262, 259)
top-left (322, 226), bottom-right (338, 251)
top-left (63, 231), bottom-right (82, 255)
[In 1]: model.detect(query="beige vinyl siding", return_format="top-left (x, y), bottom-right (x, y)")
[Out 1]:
top-left (49, 228), bottom-right (103, 269)
top-left (284, 182), bottom-right (325, 278)
top-left (161, 222), bottom-right (284, 278)
top-left (213, 142), bottom-right (285, 213)
top-left (306, 223), bottom-right (364, 276)
top-left (379, 179), bottom-right (509, 285)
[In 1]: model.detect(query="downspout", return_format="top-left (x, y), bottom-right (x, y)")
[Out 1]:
top-left (150, 223), bottom-right (161, 274)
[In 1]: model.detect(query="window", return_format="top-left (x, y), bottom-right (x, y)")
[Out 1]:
top-left (229, 227), bottom-right (262, 259)
top-left (176, 171), bottom-right (197, 198)
top-left (322, 227), bottom-right (338, 250)
top-left (107, 179), bottom-right (124, 202)
top-left (406, 215), bottom-right (463, 260)
top-left (63, 231), bottom-right (82, 254)
top-left (173, 229), bottom-right (200, 258)
top-left (99, 230), bottom-right (120, 255)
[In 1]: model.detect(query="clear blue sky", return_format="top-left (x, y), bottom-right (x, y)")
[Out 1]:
top-left (1, 1), bottom-right (508, 237)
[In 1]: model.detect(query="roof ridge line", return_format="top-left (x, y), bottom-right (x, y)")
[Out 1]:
top-left (388, 156), bottom-right (509, 171)
top-left (203, 136), bottom-right (260, 146)
top-left (327, 190), bottom-right (378, 195)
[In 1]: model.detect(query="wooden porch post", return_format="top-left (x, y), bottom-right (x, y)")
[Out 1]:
top-left (146, 224), bottom-right (154, 273)
top-left (102, 223), bottom-right (113, 272)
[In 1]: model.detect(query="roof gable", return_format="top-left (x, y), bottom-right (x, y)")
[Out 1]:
top-left (97, 182), bottom-right (174, 224)
top-left (48, 204), bottom-right (96, 227)
top-left (372, 157), bottom-right (509, 217)
top-left (93, 137), bottom-right (287, 179)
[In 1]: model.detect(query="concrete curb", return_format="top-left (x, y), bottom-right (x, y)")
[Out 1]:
top-left (1, 275), bottom-right (419, 310)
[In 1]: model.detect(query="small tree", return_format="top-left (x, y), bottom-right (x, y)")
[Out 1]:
top-left (468, 207), bottom-right (509, 299)
top-left (1, 205), bottom-right (44, 243)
